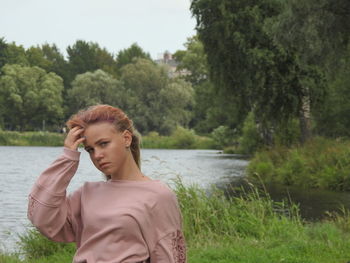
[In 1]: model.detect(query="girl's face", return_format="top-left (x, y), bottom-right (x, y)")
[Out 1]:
top-left (83, 122), bottom-right (131, 177)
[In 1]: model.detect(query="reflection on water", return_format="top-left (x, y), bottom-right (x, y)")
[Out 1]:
top-left (0, 146), bottom-right (248, 251)
top-left (265, 183), bottom-right (350, 220)
top-left (219, 178), bottom-right (350, 221)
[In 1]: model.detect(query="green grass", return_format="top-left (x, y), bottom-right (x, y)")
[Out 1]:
top-left (247, 137), bottom-right (350, 191)
top-left (2, 178), bottom-right (350, 262)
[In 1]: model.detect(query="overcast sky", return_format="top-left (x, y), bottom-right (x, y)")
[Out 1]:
top-left (0, 0), bottom-right (197, 59)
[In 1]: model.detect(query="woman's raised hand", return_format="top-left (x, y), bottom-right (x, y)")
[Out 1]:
top-left (64, 127), bottom-right (86, 151)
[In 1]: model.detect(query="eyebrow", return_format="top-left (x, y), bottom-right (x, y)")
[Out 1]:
top-left (84, 138), bottom-right (109, 150)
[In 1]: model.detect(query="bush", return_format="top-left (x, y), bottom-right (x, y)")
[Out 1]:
top-left (248, 137), bottom-right (350, 191)
top-left (171, 126), bottom-right (196, 149)
top-left (238, 112), bottom-right (262, 155)
top-left (211, 125), bottom-right (235, 148)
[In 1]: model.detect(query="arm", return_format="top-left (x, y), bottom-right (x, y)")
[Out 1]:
top-left (150, 230), bottom-right (186, 263)
top-left (27, 126), bottom-right (86, 243)
top-left (149, 185), bottom-right (187, 263)
top-left (28, 148), bottom-right (82, 242)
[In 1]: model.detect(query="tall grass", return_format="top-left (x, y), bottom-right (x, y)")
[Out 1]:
top-left (2, 178), bottom-right (350, 262)
top-left (248, 137), bottom-right (350, 191)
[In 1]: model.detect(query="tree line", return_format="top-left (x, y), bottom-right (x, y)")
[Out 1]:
top-left (1, 0), bottom-right (349, 150)
top-left (0, 41), bottom-right (194, 135)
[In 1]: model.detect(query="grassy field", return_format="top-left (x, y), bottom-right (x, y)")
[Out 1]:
top-left (1, 179), bottom-right (350, 262)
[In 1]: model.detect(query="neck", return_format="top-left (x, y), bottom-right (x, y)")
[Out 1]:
top-left (110, 152), bottom-right (144, 181)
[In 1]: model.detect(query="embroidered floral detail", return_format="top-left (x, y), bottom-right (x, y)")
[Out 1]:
top-left (172, 230), bottom-right (186, 263)
top-left (28, 196), bottom-right (36, 218)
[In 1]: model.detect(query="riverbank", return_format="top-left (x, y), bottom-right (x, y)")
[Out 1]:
top-left (1, 180), bottom-right (350, 262)
top-left (247, 137), bottom-right (350, 191)
top-left (0, 128), bottom-right (217, 149)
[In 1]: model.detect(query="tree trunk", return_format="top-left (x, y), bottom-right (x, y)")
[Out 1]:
top-left (299, 94), bottom-right (312, 144)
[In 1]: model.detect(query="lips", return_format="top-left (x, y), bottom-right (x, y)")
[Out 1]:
top-left (99, 162), bottom-right (110, 169)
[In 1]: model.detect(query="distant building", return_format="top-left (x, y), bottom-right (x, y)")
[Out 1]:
top-left (155, 51), bottom-right (190, 78)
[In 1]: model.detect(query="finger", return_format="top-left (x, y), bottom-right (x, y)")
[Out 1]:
top-left (73, 137), bottom-right (86, 149)
top-left (71, 127), bottom-right (85, 137)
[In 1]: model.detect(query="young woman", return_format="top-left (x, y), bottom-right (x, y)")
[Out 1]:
top-left (27, 104), bottom-right (186, 263)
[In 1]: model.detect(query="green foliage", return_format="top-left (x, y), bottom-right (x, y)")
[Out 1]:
top-left (173, 36), bottom-right (208, 86)
top-left (248, 137), bottom-right (350, 191)
top-left (171, 126), bottom-right (197, 149)
top-left (141, 129), bottom-right (216, 149)
top-left (0, 37), bottom-right (9, 69)
top-left (116, 43), bottom-right (152, 74)
top-left (211, 125), bottom-right (235, 148)
top-left (314, 48), bottom-right (350, 137)
top-left (0, 131), bottom-right (64, 146)
top-left (68, 69), bottom-right (125, 114)
top-left (5, 42), bottom-right (29, 66)
top-left (121, 59), bottom-right (194, 135)
top-left (66, 40), bottom-right (117, 87)
top-left (274, 118), bottom-right (301, 147)
top-left (238, 112), bottom-right (262, 154)
top-left (190, 0), bottom-right (307, 128)
top-left (0, 64), bottom-right (64, 131)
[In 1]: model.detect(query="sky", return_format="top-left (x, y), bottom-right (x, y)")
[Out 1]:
top-left (0, 0), bottom-right (197, 59)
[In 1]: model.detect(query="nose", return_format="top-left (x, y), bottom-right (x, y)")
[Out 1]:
top-left (93, 149), bottom-right (104, 161)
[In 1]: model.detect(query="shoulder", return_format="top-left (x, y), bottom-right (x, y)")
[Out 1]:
top-left (149, 181), bottom-right (181, 221)
top-left (147, 181), bottom-right (178, 206)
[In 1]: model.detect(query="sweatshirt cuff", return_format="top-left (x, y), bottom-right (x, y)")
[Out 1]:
top-left (63, 147), bottom-right (81, 161)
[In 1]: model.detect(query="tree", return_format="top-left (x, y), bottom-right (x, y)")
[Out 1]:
top-left (0, 38), bottom-right (8, 69)
top-left (0, 64), bottom-right (64, 130)
top-left (190, 0), bottom-right (325, 144)
top-left (66, 40), bottom-right (117, 87)
top-left (120, 58), bottom-right (194, 135)
top-left (270, 0), bottom-right (350, 141)
top-left (160, 78), bottom-right (195, 129)
top-left (116, 43), bottom-right (152, 74)
top-left (173, 36), bottom-right (208, 86)
top-left (174, 36), bottom-right (234, 134)
top-left (5, 42), bottom-right (28, 66)
top-left (68, 69), bottom-right (125, 114)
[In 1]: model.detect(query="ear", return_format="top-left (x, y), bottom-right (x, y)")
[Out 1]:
top-left (122, 130), bottom-right (132, 148)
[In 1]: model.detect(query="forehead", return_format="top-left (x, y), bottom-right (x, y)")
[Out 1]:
top-left (84, 122), bottom-right (118, 142)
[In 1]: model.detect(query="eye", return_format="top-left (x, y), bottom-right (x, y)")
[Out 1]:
top-left (100, 141), bottom-right (109, 147)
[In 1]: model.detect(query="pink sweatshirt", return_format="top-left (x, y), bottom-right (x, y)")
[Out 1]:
top-left (27, 148), bottom-right (186, 263)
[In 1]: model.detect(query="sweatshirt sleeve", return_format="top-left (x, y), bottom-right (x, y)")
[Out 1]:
top-left (27, 147), bottom-right (82, 243)
top-left (149, 184), bottom-right (187, 263)
top-left (150, 230), bottom-right (186, 263)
